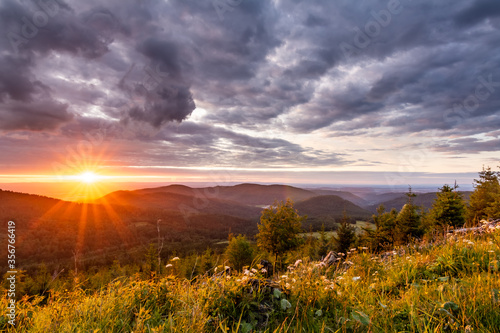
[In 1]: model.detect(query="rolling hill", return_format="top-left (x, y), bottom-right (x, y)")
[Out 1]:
top-left (95, 189), bottom-right (262, 220)
top-left (366, 191), bottom-right (472, 213)
top-left (0, 183), bottom-right (380, 272)
top-left (306, 189), bottom-right (368, 207)
top-left (295, 195), bottom-right (372, 221)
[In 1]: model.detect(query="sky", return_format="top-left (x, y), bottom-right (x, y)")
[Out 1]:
top-left (0, 0), bottom-right (499, 192)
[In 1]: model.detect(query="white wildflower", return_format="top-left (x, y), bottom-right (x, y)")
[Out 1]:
top-left (294, 259), bottom-right (302, 267)
top-left (352, 276), bottom-right (361, 282)
top-left (165, 264), bottom-right (173, 268)
top-left (171, 257), bottom-right (180, 261)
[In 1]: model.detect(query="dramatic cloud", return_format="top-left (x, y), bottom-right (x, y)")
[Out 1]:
top-left (0, 0), bottom-right (498, 178)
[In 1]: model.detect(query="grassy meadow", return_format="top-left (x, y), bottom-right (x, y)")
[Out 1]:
top-left (2, 228), bottom-right (500, 332)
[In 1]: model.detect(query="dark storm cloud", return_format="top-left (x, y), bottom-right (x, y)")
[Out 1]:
top-left (0, 53), bottom-right (72, 130)
top-left (0, 55), bottom-right (41, 102)
top-left (0, 98), bottom-right (72, 131)
top-left (454, 0), bottom-right (500, 27)
top-left (1, 0), bottom-right (499, 165)
top-left (0, 0), bottom-right (116, 58)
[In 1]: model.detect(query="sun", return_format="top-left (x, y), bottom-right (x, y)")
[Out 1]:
top-left (78, 171), bottom-right (100, 184)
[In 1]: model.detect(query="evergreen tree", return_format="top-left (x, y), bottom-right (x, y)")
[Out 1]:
top-left (467, 166), bottom-right (500, 225)
top-left (395, 187), bottom-right (423, 244)
top-left (430, 183), bottom-right (466, 231)
top-left (332, 212), bottom-right (357, 254)
top-left (365, 204), bottom-right (397, 251)
top-left (224, 234), bottom-right (254, 271)
top-left (256, 199), bottom-right (305, 265)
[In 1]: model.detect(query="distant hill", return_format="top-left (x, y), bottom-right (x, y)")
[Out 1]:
top-left (116, 183), bottom-right (319, 207)
top-left (204, 183), bottom-right (317, 206)
top-left (294, 195), bottom-right (372, 229)
top-left (366, 191), bottom-right (472, 213)
top-left (0, 189), bottom-right (259, 271)
top-left (307, 189), bottom-right (368, 207)
top-left (362, 192), bottom-right (406, 208)
top-left (96, 189), bottom-right (261, 220)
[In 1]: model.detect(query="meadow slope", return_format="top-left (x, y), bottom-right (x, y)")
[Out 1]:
top-left (2, 228), bottom-right (500, 332)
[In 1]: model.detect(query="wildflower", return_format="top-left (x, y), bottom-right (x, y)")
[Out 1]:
top-left (345, 260), bottom-right (354, 265)
top-left (251, 268), bottom-right (258, 274)
top-left (165, 264), bottom-right (173, 268)
top-left (171, 257), bottom-right (180, 261)
top-left (281, 275), bottom-right (288, 279)
top-left (360, 247), bottom-right (368, 250)
top-left (350, 248), bottom-right (357, 252)
top-left (294, 259), bottom-right (302, 267)
top-left (261, 268), bottom-right (267, 273)
top-left (352, 276), bottom-right (361, 281)
top-left (285, 283), bottom-right (290, 289)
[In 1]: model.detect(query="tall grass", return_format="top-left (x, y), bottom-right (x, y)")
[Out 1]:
top-left (2, 230), bottom-right (500, 332)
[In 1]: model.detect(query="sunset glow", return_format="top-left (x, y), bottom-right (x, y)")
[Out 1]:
top-left (78, 171), bottom-right (100, 184)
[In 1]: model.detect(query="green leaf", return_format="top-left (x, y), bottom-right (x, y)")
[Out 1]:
top-left (280, 298), bottom-right (292, 310)
top-left (442, 301), bottom-right (459, 311)
top-left (351, 310), bottom-right (370, 326)
top-left (315, 309), bottom-right (323, 317)
top-left (240, 322), bottom-right (253, 333)
top-left (273, 288), bottom-right (282, 299)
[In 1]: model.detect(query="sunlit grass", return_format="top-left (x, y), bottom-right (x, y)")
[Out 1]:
top-left (3, 230), bottom-right (500, 332)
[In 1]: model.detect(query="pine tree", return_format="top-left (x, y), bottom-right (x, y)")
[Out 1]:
top-left (366, 204), bottom-right (397, 251)
top-left (467, 166), bottom-right (500, 225)
top-left (332, 212), bottom-right (356, 254)
top-left (430, 183), bottom-right (466, 231)
top-left (395, 186), bottom-right (423, 244)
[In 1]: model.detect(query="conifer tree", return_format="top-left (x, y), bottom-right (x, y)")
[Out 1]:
top-left (467, 166), bottom-right (500, 225)
top-left (395, 186), bottom-right (423, 244)
top-left (365, 204), bottom-right (397, 251)
top-left (332, 212), bottom-right (356, 254)
top-left (430, 183), bottom-right (466, 230)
